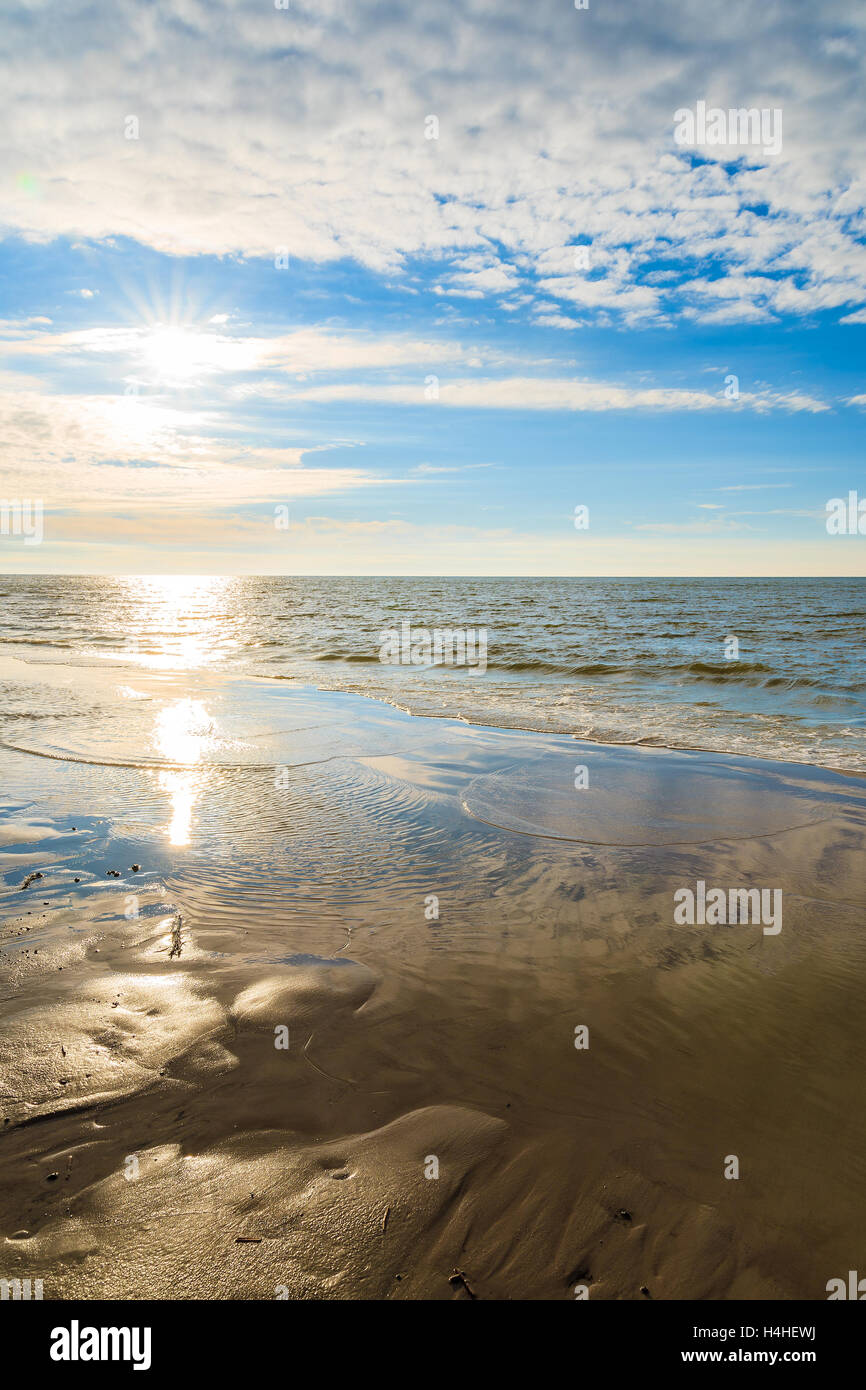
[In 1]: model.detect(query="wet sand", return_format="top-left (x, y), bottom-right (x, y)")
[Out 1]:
top-left (1, 678), bottom-right (865, 1299)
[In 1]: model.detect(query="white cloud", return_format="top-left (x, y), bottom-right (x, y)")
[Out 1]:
top-left (0, 383), bottom-right (388, 509)
top-left (717, 483), bottom-right (792, 492)
top-left (284, 376), bottom-right (829, 413)
top-left (1, 0), bottom-right (864, 324)
top-left (0, 320), bottom-right (523, 378)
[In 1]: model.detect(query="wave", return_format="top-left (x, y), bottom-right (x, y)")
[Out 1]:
top-left (4, 636), bottom-right (863, 699)
top-left (306, 650), bottom-right (863, 692)
top-left (0, 637), bottom-right (76, 648)
top-left (313, 652), bottom-right (381, 664)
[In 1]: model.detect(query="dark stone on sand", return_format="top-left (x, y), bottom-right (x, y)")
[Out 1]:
top-left (47, 1172), bottom-right (59, 1181)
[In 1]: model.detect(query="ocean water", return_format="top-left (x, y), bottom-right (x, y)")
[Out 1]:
top-left (0, 574), bottom-right (864, 770)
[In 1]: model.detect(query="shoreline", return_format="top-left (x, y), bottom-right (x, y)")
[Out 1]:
top-left (2, 640), bottom-right (865, 781)
top-left (328, 680), bottom-right (866, 783)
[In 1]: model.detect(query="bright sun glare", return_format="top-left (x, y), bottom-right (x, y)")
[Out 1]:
top-left (117, 576), bottom-right (230, 670)
top-left (154, 698), bottom-right (215, 847)
top-left (142, 326), bottom-right (212, 381)
top-left (122, 578), bottom-right (229, 846)
top-left (138, 324), bottom-right (253, 383)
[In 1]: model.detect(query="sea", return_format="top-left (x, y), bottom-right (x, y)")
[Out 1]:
top-left (0, 574), bottom-right (864, 771)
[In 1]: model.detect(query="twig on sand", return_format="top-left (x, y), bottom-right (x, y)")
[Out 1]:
top-left (236, 1236), bottom-right (262, 1244)
top-left (448, 1268), bottom-right (477, 1299)
top-left (382, 1205), bottom-right (390, 1234)
top-left (169, 914), bottom-right (183, 959)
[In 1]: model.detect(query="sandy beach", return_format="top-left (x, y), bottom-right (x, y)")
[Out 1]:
top-left (2, 662), bottom-right (865, 1300)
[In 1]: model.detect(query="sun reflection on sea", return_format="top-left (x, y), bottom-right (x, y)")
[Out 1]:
top-left (116, 576), bottom-right (235, 671)
top-left (154, 696), bottom-right (216, 846)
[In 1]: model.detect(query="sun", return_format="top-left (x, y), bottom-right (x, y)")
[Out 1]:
top-left (142, 326), bottom-right (211, 382)
top-left (137, 322), bottom-right (256, 385)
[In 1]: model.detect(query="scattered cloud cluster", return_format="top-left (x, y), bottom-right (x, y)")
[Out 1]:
top-left (1, 0), bottom-right (864, 327)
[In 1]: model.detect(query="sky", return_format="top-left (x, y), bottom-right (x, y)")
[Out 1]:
top-left (0, 0), bottom-right (864, 575)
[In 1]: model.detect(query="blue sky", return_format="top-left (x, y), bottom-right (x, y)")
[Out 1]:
top-left (0, 0), bottom-right (864, 574)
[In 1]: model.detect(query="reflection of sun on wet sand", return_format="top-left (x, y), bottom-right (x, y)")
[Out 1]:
top-left (1, 678), bottom-right (865, 1300)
